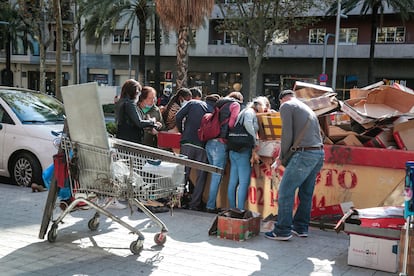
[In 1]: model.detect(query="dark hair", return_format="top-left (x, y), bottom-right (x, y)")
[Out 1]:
top-left (189, 87), bottom-right (202, 98)
top-left (162, 87), bottom-right (192, 122)
top-left (205, 93), bottom-right (221, 103)
top-left (120, 79), bottom-right (142, 100)
top-left (139, 86), bottom-right (157, 103)
top-left (227, 91), bottom-right (244, 103)
top-left (279, 89), bottom-right (295, 100)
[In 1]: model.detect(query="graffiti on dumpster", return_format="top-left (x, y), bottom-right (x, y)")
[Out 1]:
top-left (248, 163), bottom-right (358, 210)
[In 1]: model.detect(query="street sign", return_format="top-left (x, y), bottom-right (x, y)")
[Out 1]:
top-left (319, 73), bottom-right (328, 82)
top-left (165, 71), bottom-right (173, 81)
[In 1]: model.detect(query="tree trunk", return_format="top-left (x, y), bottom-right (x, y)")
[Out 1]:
top-left (247, 48), bottom-right (263, 101)
top-left (176, 25), bottom-right (188, 89)
top-left (138, 20), bottom-right (146, 84)
top-left (39, 42), bottom-right (46, 93)
top-left (368, 5), bottom-right (379, 84)
top-left (2, 32), bottom-right (13, 86)
top-left (54, 0), bottom-right (62, 100)
top-left (154, 12), bottom-right (161, 95)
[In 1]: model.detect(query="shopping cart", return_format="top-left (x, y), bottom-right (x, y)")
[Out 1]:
top-left (46, 136), bottom-right (221, 255)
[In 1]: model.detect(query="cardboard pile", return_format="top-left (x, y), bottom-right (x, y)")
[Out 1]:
top-left (295, 81), bottom-right (414, 150)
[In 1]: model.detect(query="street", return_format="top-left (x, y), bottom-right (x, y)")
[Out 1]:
top-left (0, 183), bottom-right (395, 276)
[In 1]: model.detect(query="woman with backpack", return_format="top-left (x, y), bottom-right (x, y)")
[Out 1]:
top-left (227, 97), bottom-right (265, 210)
top-left (204, 91), bottom-right (243, 213)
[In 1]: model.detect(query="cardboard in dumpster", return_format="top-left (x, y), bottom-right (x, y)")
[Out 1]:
top-left (293, 81), bottom-right (338, 112)
top-left (342, 85), bottom-right (414, 125)
top-left (362, 127), bottom-right (396, 149)
top-left (217, 214), bottom-right (261, 241)
top-left (393, 118), bottom-right (414, 150)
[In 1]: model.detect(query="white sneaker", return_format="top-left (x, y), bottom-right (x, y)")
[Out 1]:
top-left (108, 199), bottom-right (127, 209)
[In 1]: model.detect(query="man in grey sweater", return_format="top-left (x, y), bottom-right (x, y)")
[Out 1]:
top-left (265, 89), bottom-right (324, 241)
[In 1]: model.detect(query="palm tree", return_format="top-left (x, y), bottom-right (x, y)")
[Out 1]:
top-left (80, 0), bottom-right (151, 83)
top-left (0, 2), bottom-right (29, 86)
top-left (327, 0), bottom-right (414, 84)
top-left (155, 0), bottom-right (214, 90)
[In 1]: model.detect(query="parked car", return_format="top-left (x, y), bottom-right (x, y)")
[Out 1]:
top-left (0, 86), bottom-right (64, 187)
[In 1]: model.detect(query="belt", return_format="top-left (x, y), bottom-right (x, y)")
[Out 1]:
top-left (292, 146), bottom-right (323, 152)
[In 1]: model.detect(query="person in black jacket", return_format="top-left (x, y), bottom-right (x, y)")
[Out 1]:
top-left (115, 79), bottom-right (161, 143)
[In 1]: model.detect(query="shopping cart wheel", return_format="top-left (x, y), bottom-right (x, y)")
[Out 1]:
top-left (88, 218), bottom-right (100, 231)
top-left (130, 239), bottom-right (144, 255)
top-left (47, 224), bottom-right (58, 243)
top-left (154, 232), bottom-right (167, 246)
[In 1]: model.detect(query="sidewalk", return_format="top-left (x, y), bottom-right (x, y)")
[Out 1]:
top-left (0, 183), bottom-right (394, 276)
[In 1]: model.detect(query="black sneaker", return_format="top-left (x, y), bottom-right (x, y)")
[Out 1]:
top-left (264, 231), bottom-right (292, 241)
top-left (291, 229), bottom-right (308, 238)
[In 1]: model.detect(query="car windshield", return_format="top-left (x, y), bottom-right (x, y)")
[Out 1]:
top-left (0, 89), bottom-right (65, 124)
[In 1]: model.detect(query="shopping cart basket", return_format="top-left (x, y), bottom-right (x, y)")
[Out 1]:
top-left (46, 137), bottom-right (201, 255)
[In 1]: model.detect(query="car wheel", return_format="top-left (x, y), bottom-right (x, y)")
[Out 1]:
top-left (11, 152), bottom-right (43, 187)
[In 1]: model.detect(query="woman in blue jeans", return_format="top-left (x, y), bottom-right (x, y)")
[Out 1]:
top-left (205, 92), bottom-right (243, 213)
top-left (227, 98), bottom-right (264, 210)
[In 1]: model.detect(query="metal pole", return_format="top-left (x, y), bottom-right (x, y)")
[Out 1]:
top-left (322, 33), bottom-right (335, 75)
top-left (332, 0), bottom-right (341, 92)
top-left (128, 35), bottom-right (140, 79)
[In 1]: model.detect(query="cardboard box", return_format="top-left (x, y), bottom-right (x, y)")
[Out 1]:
top-left (336, 134), bottom-right (363, 147)
top-left (347, 233), bottom-right (400, 273)
top-left (217, 215), bottom-right (261, 241)
top-left (393, 118), bottom-right (414, 150)
top-left (293, 81), bottom-right (334, 97)
top-left (299, 93), bottom-right (337, 111)
top-left (362, 127), bottom-right (396, 148)
top-left (399, 228), bottom-right (414, 275)
top-left (342, 85), bottom-right (414, 125)
top-left (257, 113), bottom-right (282, 140)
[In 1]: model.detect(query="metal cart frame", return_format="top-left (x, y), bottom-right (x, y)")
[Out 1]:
top-left (41, 137), bottom-right (222, 255)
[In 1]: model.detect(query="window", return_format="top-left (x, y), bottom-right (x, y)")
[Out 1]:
top-left (339, 28), bottom-right (358, 45)
top-left (376, 27), bottom-right (405, 43)
top-left (12, 31), bottom-right (27, 55)
top-left (113, 29), bottom-right (130, 44)
top-left (270, 30), bottom-right (289, 44)
top-left (309, 28), bottom-right (325, 44)
top-left (145, 28), bottom-right (156, 43)
top-left (53, 30), bottom-right (71, 52)
top-left (224, 31), bottom-right (239, 45)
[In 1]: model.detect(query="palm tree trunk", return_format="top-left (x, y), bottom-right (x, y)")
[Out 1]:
top-left (138, 20), bottom-right (146, 84)
top-left (54, 0), bottom-right (62, 100)
top-left (176, 25), bottom-right (188, 89)
top-left (368, 5), bottom-right (379, 84)
top-left (154, 12), bottom-right (161, 95)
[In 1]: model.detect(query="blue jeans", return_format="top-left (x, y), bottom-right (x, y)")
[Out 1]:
top-left (228, 148), bottom-right (252, 210)
top-left (274, 149), bottom-right (324, 236)
top-left (206, 139), bottom-right (228, 209)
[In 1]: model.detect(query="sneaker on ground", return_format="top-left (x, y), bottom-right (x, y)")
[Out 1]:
top-left (291, 229), bottom-right (308, 238)
top-left (264, 231), bottom-right (292, 241)
top-left (108, 200), bottom-right (127, 209)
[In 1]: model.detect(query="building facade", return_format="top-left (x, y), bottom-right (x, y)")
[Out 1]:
top-left (1, 2), bottom-right (413, 101)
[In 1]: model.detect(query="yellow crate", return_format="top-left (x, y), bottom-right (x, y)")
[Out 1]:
top-left (257, 113), bottom-right (282, 140)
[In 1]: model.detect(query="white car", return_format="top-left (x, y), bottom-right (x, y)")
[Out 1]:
top-left (0, 87), bottom-right (64, 186)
